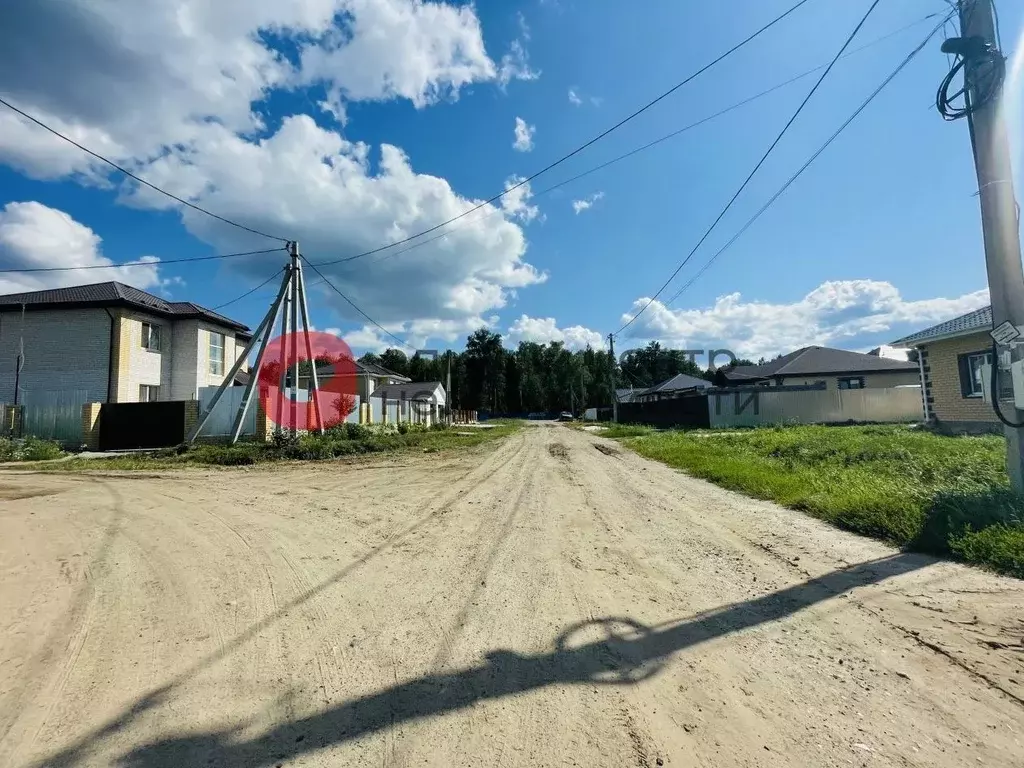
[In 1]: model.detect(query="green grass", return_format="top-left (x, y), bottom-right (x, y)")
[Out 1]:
top-left (20, 421), bottom-right (521, 472)
top-left (612, 424), bottom-right (1024, 578)
top-left (0, 437), bottom-right (64, 462)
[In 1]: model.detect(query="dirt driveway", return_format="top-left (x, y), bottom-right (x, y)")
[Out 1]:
top-left (1, 424), bottom-right (1022, 767)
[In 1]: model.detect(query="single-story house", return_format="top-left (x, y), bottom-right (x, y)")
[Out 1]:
top-left (370, 380), bottom-right (446, 424)
top-left (891, 305), bottom-right (1010, 432)
top-left (634, 373), bottom-right (711, 403)
top-left (0, 281), bottom-right (251, 404)
top-left (720, 346), bottom-right (919, 390)
top-left (297, 358), bottom-right (410, 402)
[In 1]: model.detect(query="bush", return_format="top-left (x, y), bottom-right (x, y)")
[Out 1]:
top-left (344, 423), bottom-right (370, 440)
top-left (0, 436), bottom-right (64, 462)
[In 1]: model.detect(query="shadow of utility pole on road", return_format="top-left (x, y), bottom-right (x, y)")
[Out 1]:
top-left (54, 552), bottom-right (932, 768)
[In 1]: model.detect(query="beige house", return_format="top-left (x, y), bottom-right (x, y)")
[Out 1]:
top-left (721, 346), bottom-right (919, 390)
top-left (891, 305), bottom-right (1006, 432)
top-left (0, 281), bottom-right (250, 404)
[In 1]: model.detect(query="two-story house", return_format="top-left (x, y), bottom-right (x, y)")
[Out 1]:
top-left (0, 281), bottom-right (251, 403)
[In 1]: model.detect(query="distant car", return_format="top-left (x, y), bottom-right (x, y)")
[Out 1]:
top-left (558, 411), bottom-right (573, 422)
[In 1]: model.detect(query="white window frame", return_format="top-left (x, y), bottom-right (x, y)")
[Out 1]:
top-left (208, 332), bottom-right (225, 376)
top-left (141, 322), bottom-right (161, 352)
top-left (838, 376), bottom-right (865, 390)
top-left (139, 384), bottom-right (160, 402)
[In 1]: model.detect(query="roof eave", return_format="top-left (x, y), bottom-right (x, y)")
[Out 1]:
top-left (890, 326), bottom-right (989, 348)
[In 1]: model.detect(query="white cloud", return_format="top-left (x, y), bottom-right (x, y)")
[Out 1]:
top-left (0, 2), bottom-right (547, 345)
top-left (513, 117), bottom-right (535, 152)
top-left (617, 280), bottom-right (990, 359)
top-left (506, 315), bottom-right (604, 350)
top-left (571, 191), bottom-right (604, 214)
top-left (568, 88), bottom-right (582, 106)
top-left (0, 202), bottom-right (164, 295)
top-left (0, 0), bottom-right (539, 173)
top-left (500, 176), bottom-right (540, 223)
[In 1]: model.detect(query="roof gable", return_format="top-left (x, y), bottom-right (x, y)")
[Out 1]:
top-left (890, 305), bottom-right (992, 346)
top-left (726, 346), bottom-right (916, 379)
top-left (647, 373), bottom-right (711, 393)
top-left (0, 281), bottom-right (250, 332)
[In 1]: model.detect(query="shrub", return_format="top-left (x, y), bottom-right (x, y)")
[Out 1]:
top-left (0, 436), bottom-right (64, 462)
top-left (344, 423), bottom-right (370, 440)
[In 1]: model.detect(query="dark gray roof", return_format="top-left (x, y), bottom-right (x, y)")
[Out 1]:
top-left (370, 381), bottom-right (444, 400)
top-left (313, 359), bottom-right (410, 380)
top-left (616, 387), bottom-right (641, 403)
top-left (890, 305), bottom-right (992, 346)
top-left (644, 373), bottom-right (711, 394)
top-left (0, 281), bottom-right (250, 333)
top-left (724, 346), bottom-right (916, 381)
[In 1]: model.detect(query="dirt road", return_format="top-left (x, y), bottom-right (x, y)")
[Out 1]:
top-left (1, 424), bottom-right (1022, 767)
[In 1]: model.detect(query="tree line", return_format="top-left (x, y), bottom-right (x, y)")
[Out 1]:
top-left (360, 330), bottom-right (755, 415)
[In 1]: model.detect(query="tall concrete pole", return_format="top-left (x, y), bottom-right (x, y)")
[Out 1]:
top-left (958, 0), bottom-right (1024, 489)
top-left (608, 333), bottom-right (618, 424)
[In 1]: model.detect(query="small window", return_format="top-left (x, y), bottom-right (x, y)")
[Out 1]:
top-left (959, 351), bottom-right (1013, 399)
top-left (838, 377), bottom-right (864, 390)
top-left (209, 332), bottom-right (225, 376)
top-left (139, 385), bottom-right (160, 402)
top-left (141, 322), bottom-right (161, 352)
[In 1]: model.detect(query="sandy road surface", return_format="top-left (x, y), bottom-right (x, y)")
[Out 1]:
top-left (1, 424), bottom-right (1022, 767)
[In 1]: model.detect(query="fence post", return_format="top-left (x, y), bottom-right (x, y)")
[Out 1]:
top-left (182, 401), bottom-right (200, 443)
top-left (81, 403), bottom-right (102, 450)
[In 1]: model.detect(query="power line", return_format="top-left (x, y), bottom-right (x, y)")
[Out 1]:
top-left (0, 97), bottom-right (291, 243)
top-left (311, 0), bottom-right (814, 268)
top-left (666, 13), bottom-right (952, 307)
top-left (360, 12), bottom-right (944, 271)
top-left (0, 246), bottom-right (287, 275)
top-left (299, 255), bottom-right (415, 351)
top-left (613, 0), bottom-right (883, 338)
top-left (212, 268), bottom-right (285, 310)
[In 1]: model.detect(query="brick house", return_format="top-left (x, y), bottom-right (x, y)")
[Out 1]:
top-left (0, 281), bottom-right (251, 404)
top-left (890, 305), bottom-right (1008, 432)
top-left (720, 346), bottom-right (919, 389)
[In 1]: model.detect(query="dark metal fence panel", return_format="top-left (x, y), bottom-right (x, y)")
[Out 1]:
top-left (99, 401), bottom-right (186, 450)
top-left (618, 395), bottom-right (710, 428)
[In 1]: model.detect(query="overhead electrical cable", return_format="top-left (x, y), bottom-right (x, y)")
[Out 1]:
top-left (300, 255), bottom-right (416, 351)
top-left (613, 0), bottom-right (883, 338)
top-left (360, 11), bottom-right (946, 270)
top-left (212, 268), bottom-right (286, 310)
top-left (0, 246), bottom-right (287, 275)
top-left (311, 0), bottom-right (815, 268)
top-left (0, 96), bottom-right (291, 243)
top-left (666, 13), bottom-right (954, 306)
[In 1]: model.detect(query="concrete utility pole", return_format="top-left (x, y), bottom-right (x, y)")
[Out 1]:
top-left (956, 0), bottom-right (1024, 489)
top-left (608, 333), bottom-right (618, 423)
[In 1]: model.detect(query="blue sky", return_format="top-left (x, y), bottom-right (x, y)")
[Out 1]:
top-left (0, 0), bottom-right (1021, 360)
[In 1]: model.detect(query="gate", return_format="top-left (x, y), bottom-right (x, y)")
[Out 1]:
top-left (99, 401), bottom-right (186, 450)
top-left (22, 389), bottom-right (89, 446)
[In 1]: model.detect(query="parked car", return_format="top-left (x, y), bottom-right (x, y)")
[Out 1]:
top-left (558, 411), bottom-right (573, 422)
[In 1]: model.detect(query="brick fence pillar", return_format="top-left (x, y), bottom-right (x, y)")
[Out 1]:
top-left (81, 403), bottom-right (102, 450)
top-left (183, 400), bottom-right (199, 442)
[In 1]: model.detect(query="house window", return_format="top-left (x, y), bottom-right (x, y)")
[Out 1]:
top-left (958, 351), bottom-right (1013, 399)
top-left (141, 322), bottom-right (161, 352)
top-left (838, 377), bottom-right (864, 390)
top-left (139, 385), bottom-right (160, 402)
top-left (209, 332), bottom-right (225, 376)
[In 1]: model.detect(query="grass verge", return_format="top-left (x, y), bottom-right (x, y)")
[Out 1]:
top-left (612, 424), bottom-right (1023, 578)
top-left (18, 422), bottom-right (521, 472)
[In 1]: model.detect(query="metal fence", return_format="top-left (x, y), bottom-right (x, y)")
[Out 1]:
top-left (708, 386), bottom-right (923, 428)
top-left (21, 389), bottom-right (89, 446)
top-left (198, 386), bottom-right (257, 437)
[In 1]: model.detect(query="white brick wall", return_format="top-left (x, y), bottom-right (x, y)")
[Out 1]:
top-left (119, 311), bottom-right (168, 401)
top-left (0, 308), bottom-right (112, 403)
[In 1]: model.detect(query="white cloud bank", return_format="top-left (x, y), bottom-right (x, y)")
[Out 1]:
top-left (0, 201), bottom-right (165, 295)
top-left (618, 280), bottom-right (990, 359)
top-left (506, 315), bottom-right (604, 350)
top-left (0, 0), bottom-right (544, 342)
